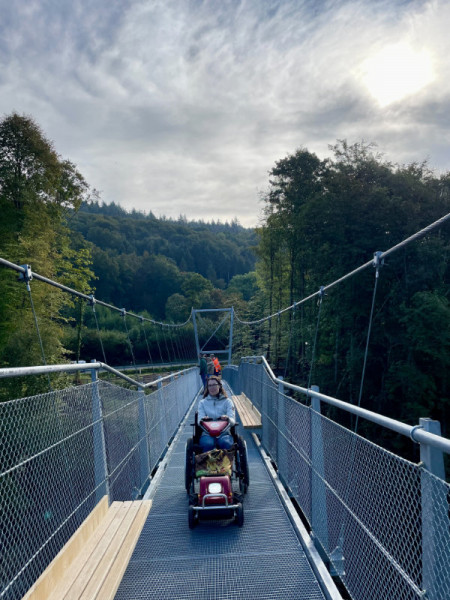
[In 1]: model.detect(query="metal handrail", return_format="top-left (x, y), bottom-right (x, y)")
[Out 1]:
top-left (240, 356), bottom-right (450, 455)
top-left (0, 361), bottom-right (197, 390)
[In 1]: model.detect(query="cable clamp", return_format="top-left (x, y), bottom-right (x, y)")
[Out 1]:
top-left (89, 294), bottom-right (96, 307)
top-left (410, 425), bottom-right (424, 443)
top-left (318, 286), bottom-right (326, 304)
top-left (121, 308), bottom-right (126, 318)
top-left (373, 251), bottom-right (385, 268)
top-left (18, 264), bottom-right (33, 283)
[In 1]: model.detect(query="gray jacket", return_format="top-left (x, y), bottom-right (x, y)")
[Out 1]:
top-left (198, 394), bottom-right (236, 427)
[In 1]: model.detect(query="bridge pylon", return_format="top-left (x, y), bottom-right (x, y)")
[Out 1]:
top-left (192, 307), bottom-right (234, 365)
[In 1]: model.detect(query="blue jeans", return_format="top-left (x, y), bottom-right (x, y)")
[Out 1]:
top-left (199, 433), bottom-right (234, 453)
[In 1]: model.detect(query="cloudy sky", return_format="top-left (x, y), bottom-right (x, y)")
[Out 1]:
top-left (1, 0), bottom-right (449, 226)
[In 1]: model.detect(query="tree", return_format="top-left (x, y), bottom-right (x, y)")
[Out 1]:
top-left (256, 140), bottom-right (450, 446)
top-left (181, 273), bottom-right (214, 309)
top-left (227, 272), bottom-right (259, 301)
top-left (165, 293), bottom-right (191, 322)
top-left (0, 113), bottom-right (94, 399)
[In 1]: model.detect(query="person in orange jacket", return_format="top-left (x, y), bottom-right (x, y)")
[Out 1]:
top-left (213, 355), bottom-right (221, 377)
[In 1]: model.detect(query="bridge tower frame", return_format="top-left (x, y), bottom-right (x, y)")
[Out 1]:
top-left (192, 307), bottom-right (234, 365)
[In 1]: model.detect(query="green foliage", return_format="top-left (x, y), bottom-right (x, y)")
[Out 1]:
top-left (0, 113), bottom-right (94, 400)
top-left (227, 272), bottom-right (259, 301)
top-left (255, 140), bottom-right (450, 444)
top-left (70, 202), bottom-right (256, 313)
top-left (165, 293), bottom-right (191, 322)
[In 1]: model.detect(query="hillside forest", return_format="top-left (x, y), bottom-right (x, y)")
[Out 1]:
top-left (0, 112), bottom-right (449, 455)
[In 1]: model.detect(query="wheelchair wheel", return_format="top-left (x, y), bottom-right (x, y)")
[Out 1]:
top-left (188, 505), bottom-right (197, 529)
top-left (237, 436), bottom-right (249, 492)
top-left (235, 502), bottom-right (244, 527)
top-left (185, 437), bottom-right (194, 493)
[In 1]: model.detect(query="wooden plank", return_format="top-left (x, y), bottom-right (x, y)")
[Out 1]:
top-left (233, 394), bottom-right (261, 429)
top-left (96, 500), bottom-right (152, 600)
top-left (78, 501), bottom-right (147, 600)
top-left (22, 498), bottom-right (152, 600)
top-left (62, 502), bottom-right (134, 600)
top-left (45, 502), bottom-right (123, 600)
top-left (21, 496), bottom-right (110, 600)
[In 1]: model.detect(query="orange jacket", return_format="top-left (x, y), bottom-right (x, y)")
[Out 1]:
top-left (213, 357), bottom-right (221, 371)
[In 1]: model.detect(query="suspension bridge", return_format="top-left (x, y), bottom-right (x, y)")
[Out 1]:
top-left (0, 213), bottom-right (449, 600)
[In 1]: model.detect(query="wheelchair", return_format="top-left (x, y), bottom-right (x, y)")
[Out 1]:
top-left (185, 412), bottom-right (250, 528)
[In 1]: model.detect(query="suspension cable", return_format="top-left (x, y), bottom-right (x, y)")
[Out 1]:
top-left (154, 323), bottom-right (164, 363)
top-left (19, 266), bottom-right (52, 391)
top-left (307, 287), bottom-right (325, 394)
top-left (121, 309), bottom-right (137, 369)
top-left (161, 325), bottom-right (171, 364)
top-left (90, 296), bottom-right (108, 364)
top-left (233, 210), bottom-right (450, 326)
top-left (0, 257), bottom-right (194, 329)
top-left (167, 325), bottom-right (178, 363)
top-left (284, 303), bottom-right (296, 379)
top-left (354, 252), bottom-right (383, 432)
top-left (140, 318), bottom-right (154, 366)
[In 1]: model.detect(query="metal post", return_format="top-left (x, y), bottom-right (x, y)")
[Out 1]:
top-left (228, 307), bottom-right (234, 365)
top-left (261, 365), bottom-right (268, 449)
top-left (91, 365), bottom-right (109, 503)
top-left (192, 310), bottom-right (200, 358)
top-left (158, 379), bottom-right (168, 447)
top-left (277, 376), bottom-right (288, 487)
top-left (310, 386), bottom-right (330, 558)
top-left (138, 387), bottom-right (150, 493)
top-left (420, 418), bottom-right (449, 599)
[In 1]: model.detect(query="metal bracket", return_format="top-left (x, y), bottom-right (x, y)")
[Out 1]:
top-left (372, 251), bottom-right (385, 279)
top-left (329, 541), bottom-right (346, 577)
top-left (89, 294), bottom-right (96, 307)
top-left (18, 264), bottom-right (32, 283)
top-left (121, 308), bottom-right (126, 318)
top-left (373, 251), bottom-right (385, 268)
top-left (410, 424), bottom-right (424, 443)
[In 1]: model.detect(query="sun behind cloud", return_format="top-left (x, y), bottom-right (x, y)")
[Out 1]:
top-left (361, 42), bottom-right (434, 107)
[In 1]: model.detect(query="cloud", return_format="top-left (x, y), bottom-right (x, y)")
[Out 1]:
top-left (1, 0), bottom-right (450, 226)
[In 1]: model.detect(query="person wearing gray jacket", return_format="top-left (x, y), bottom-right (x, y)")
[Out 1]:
top-left (206, 354), bottom-right (215, 377)
top-left (198, 376), bottom-right (235, 452)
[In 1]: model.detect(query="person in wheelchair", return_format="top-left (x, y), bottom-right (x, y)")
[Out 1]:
top-left (197, 376), bottom-right (236, 452)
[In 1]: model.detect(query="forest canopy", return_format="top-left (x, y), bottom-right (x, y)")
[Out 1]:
top-left (70, 200), bottom-right (257, 317)
top-left (250, 141), bottom-right (450, 438)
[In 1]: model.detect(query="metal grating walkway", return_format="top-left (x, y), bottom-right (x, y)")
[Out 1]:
top-left (114, 386), bottom-right (327, 600)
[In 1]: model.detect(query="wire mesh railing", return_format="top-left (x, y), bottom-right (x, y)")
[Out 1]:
top-left (223, 359), bottom-right (450, 600)
top-left (0, 366), bottom-right (200, 600)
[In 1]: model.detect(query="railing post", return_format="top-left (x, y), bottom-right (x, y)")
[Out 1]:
top-left (419, 417), bottom-right (449, 599)
top-left (277, 377), bottom-right (288, 480)
top-left (138, 387), bottom-right (150, 493)
top-left (261, 365), bottom-right (268, 448)
top-left (91, 364), bottom-right (109, 503)
top-left (158, 379), bottom-right (168, 445)
top-left (310, 386), bottom-right (330, 558)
